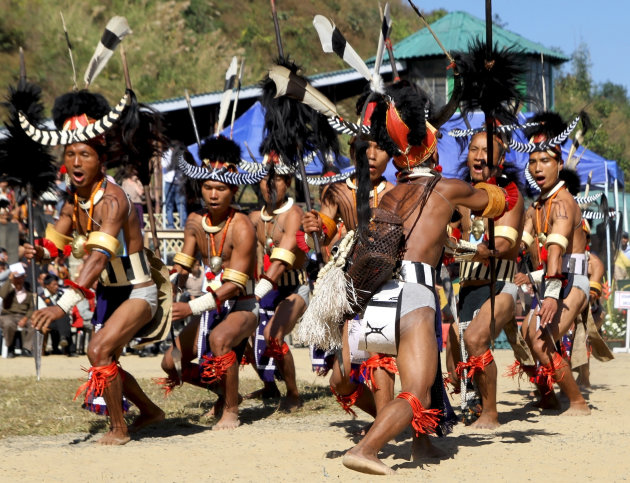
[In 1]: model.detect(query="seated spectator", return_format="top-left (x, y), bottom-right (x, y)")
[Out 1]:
top-left (0, 263), bottom-right (35, 357)
top-left (38, 274), bottom-right (75, 356)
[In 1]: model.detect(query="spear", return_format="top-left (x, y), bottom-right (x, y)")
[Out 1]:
top-left (184, 89), bottom-right (202, 150)
top-left (229, 58), bottom-right (245, 139)
top-left (484, 0), bottom-right (497, 350)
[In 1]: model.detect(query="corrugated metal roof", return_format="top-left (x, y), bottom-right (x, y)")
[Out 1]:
top-left (373, 11), bottom-right (569, 63)
top-left (149, 62), bottom-right (405, 112)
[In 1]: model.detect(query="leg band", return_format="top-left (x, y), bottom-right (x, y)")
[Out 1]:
top-left (455, 348), bottom-right (494, 380)
top-left (200, 350), bottom-right (237, 385)
top-left (359, 354), bottom-right (398, 390)
top-left (330, 383), bottom-right (364, 417)
top-left (74, 361), bottom-right (119, 403)
top-left (397, 391), bottom-right (442, 436)
top-left (536, 352), bottom-right (567, 394)
top-left (262, 337), bottom-right (290, 361)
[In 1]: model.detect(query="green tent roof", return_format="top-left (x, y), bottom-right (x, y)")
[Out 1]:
top-left (375, 11), bottom-right (568, 63)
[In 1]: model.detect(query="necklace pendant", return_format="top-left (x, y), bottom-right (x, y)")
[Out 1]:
top-left (265, 236), bottom-right (274, 254)
top-left (537, 232), bottom-right (547, 245)
top-left (210, 256), bottom-right (223, 275)
top-left (71, 233), bottom-right (88, 259)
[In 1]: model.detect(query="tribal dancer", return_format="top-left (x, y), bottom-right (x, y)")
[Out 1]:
top-left (451, 129), bottom-right (525, 429)
top-left (342, 82), bottom-right (519, 475)
top-left (302, 98), bottom-right (396, 419)
top-left (516, 112), bottom-right (591, 415)
top-left (160, 136), bottom-right (262, 429)
top-left (25, 89), bottom-right (169, 445)
top-left (248, 168), bottom-right (309, 412)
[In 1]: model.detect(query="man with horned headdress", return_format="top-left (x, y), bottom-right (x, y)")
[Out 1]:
top-left (447, 122), bottom-right (527, 429)
top-left (245, 161), bottom-right (309, 412)
top-left (24, 89), bottom-right (169, 445)
top-left (302, 96), bottom-right (397, 420)
top-left (514, 112), bottom-right (591, 415)
top-left (341, 82), bottom-right (520, 475)
top-left (160, 135), bottom-right (262, 429)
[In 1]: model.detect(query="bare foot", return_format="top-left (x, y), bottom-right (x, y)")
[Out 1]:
top-left (277, 394), bottom-right (303, 413)
top-left (128, 409), bottom-right (165, 433)
top-left (411, 434), bottom-right (448, 460)
top-left (202, 394), bottom-right (243, 419)
top-left (563, 401), bottom-right (591, 416)
top-left (244, 384), bottom-right (281, 400)
top-left (342, 450), bottom-right (395, 475)
top-left (96, 429), bottom-right (131, 446)
top-left (470, 411), bottom-right (501, 430)
top-left (213, 410), bottom-right (240, 430)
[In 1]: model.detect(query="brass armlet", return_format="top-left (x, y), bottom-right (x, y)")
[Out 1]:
top-left (45, 224), bottom-right (72, 250)
top-left (222, 268), bottom-right (249, 290)
top-left (85, 231), bottom-right (121, 257)
top-left (173, 252), bottom-right (196, 271)
top-left (270, 247), bottom-right (296, 268)
top-left (475, 182), bottom-right (507, 219)
top-left (318, 212), bottom-right (338, 242)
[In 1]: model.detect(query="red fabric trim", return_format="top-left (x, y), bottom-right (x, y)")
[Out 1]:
top-left (358, 354), bottom-right (399, 390)
top-left (455, 348), bottom-right (494, 380)
top-left (295, 230), bottom-right (310, 253)
top-left (74, 361), bottom-right (119, 403)
top-left (35, 238), bottom-right (59, 259)
top-left (153, 377), bottom-right (177, 397)
top-left (64, 279), bottom-right (95, 300)
top-left (262, 337), bottom-right (290, 360)
top-left (536, 352), bottom-right (567, 393)
top-left (200, 350), bottom-right (237, 385)
top-left (330, 384), bottom-right (363, 417)
top-left (397, 391), bottom-right (442, 436)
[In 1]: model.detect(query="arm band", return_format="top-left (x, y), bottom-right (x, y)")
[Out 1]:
top-left (318, 212), bottom-right (338, 241)
top-left (222, 268), bottom-right (249, 291)
top-left (85, 231), bottom-right (120, 257)
top-left (270, 247), bottom-right (296, 268)
top-left (494, 225), bottom-right (518, 248)
top-left (544, 277), bottom-right (563, 300)
top-left (45, 224), bottom-right (72, 250)
top-left (475, 183), bottom-right (508, 219)
top-left (173, 252), bottom-right (196, 271)
top-left (544, 233), bottom-right (569, 255)
top-left (56, 288), bottom-right (84, 314)
top-left (529, 269), bottom-right (544, 284)
top-left (522, 231), bottom-right (534, 248)
top-left (188, 289), bottom-right (219, 316)
top-left (589, 281), bottom-right (602, 296)
top-left (254, 277), bottom-right (274, 300)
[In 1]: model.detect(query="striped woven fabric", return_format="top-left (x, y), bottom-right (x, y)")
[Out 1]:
top-left (460, 258), bottom-right (516, 283)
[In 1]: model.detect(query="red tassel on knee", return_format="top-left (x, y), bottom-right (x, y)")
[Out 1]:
top-left (536, 352), bottom-right (567, 393)
top-left (200, 351), bottom-right (237, 385)
top-left (397, 392), bottom-right (442, 436)
top-left (153, 377), bottom-right (177, 397)
top-left (74, 361), bottom-right (119, 403)
top-left (262, 337), bottom-right (290, 361)
top-left (455, 348), bottom-right (494, 380)
top-left (330, 384), bottom-right (364, 417)
top-left (359, 354), bottom-right (398, 390)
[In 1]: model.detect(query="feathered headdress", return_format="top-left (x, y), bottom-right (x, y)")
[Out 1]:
top-left (259, 57), bottom-right (340, 169)
top-left (515, 111), bottom-right (582, 157)
top-left (0, 79), bottom-right (57, 196)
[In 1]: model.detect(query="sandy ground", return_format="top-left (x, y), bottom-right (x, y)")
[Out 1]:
top-left (1, 347), bottom-right (629, 482)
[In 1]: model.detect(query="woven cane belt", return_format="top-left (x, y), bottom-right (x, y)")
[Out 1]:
top-left (278, 269), bottom-right (308, 287)
top-left (460, 258), bottom-right (516, 283)
top-left (562, 253), bottom-right (587, 276)
top-left (398, 260), bottom-right (436, 288)
top-left (100, 250), bottom-right (152, 287)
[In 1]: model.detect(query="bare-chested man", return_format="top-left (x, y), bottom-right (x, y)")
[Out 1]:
top-left (302, 135), bottom-right (395, 418)
top-left (25, 90), bottom-right (166, 445)
top-left (160, 136), bottom-right (260, 429)
top-left (342, 85), bottom-right (519, 475)
top-left (516, 113), bottom-right (591, 415)
top-left (248, 171), bottom-right (308, 411)
top-left (452, 131), bottom-right (525, 429)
